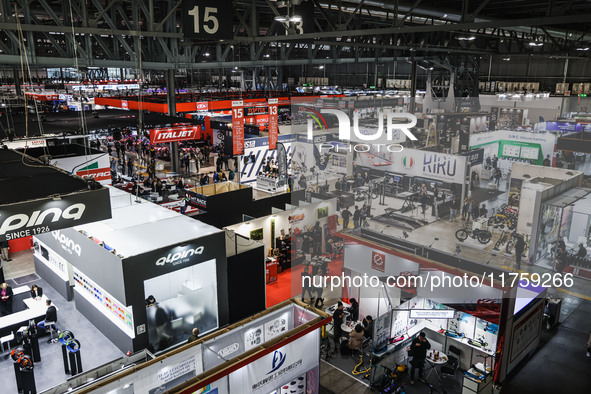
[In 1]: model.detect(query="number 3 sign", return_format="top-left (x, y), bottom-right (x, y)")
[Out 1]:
top-left (182, 0), bottom-right (233, 40)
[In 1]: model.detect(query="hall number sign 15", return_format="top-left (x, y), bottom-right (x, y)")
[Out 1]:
top-left (182, 0), bottom-right (233, 40)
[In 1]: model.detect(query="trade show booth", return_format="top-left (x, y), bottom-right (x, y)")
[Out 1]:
top-left (507, 163), bottom-right (584, 263)
top-left (335, 236), bottom-right (546, 393)
top-left (225, 198), bottom-right (339, 272)
top-left (47, 300), bottom-right (329, 394)
top-left (33, 187), bottom-right (229, 353)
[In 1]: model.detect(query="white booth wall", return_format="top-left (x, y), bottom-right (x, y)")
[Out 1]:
top-left (224, 198), bottom-right (338, 253)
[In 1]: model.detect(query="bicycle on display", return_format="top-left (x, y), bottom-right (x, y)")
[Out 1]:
top-left (488, 204), bottom-right (518, 230)
top-left (455, 223), bottom-right (492, 244)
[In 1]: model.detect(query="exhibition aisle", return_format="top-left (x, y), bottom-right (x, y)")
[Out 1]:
top-left (0, 276), bottom-right (123, 393)
top-left (501, 299), bottom-right (591, 394)
top-left (266, 255), bottom-right (344, 307)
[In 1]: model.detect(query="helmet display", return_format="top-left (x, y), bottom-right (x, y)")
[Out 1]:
top-left (10, 347), bottom-right (25, 361)
top-left (58, 330), bottom-right (74, 345)
top-left (66, 338), bottom-right (81, 353)
top-left (16, 355), bottom-right (34, 370)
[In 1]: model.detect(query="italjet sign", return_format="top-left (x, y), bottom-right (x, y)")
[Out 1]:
top-left (149, 126), bottom-right (200, 144)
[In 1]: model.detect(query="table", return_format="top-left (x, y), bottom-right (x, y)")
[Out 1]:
top-left (0, 298), bottom-right (50, 336)
top-left (425, 350), bottom-right (448, 384)
top-left (341, 320), bottom-right (362, 333)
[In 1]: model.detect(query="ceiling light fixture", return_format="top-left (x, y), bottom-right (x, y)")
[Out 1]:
top-left (289, 15), bottom-right (302, 22)
top-left (503, 57), bottom-right (511, 61)
top-left (274, 15), bottom-right (288, 22)
top-left (204, 52), bottom-right (210, 56)
top-left (457, 36), bottom-right (476, 41)
top-left (576, 47), bottom-right (589, 51)
top-left (529, 42), bottom-right (543, 46)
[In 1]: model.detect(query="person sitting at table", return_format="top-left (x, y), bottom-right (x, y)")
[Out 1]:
top-left (0, 282), bottom-right (13, 316)
top-left (37, 299), bottom-right (57, 333)
top-left (145, 295), bottom-right (156, 307)
top-left (30, 284), bottom-right (43, 300)
top-left (362, 315), bottom-right (374, 339)
top-left (348, 324), bottom-right (365, 352)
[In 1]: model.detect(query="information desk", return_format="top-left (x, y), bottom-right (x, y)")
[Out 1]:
top-left (0, 296), bottom-right (56, 337)
top-left (12, 285), bottom-right (31, 313)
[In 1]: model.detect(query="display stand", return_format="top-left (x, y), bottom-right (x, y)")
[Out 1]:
top-left (265, 258), bottom-right (278, 284)
top-left (61, 344), bottom-right (83, 375)
top-left (23, 336), bottom-right (41, 363)
top-left (13, 363), bottom-right (36, 394)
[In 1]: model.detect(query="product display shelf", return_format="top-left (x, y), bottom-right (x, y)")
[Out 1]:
top-left (423, 322), bottom-right (495, 356)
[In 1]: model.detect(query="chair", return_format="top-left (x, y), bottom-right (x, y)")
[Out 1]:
top-left (0, 331), bottom-right (14, 353)
top-left (447, 345), bottom-right (461, 371)
top-left (171, 318), bottom-right (184, 336)
top-left (45, 321), bottom-right (58, 344)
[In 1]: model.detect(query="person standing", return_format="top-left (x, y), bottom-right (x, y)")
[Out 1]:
top-left (0, 282), bottom-right (13, 315)
top-left (479, 204), bottom-right (488, 219)
top-left (127, 156), bottom-right (134, 177)
top-left (362, 315), bottom-right (374, 339)
top-left (313, 267), bottom-right (325, 308)
top-left (576, 243), bottom-right (587, 258)
top-left (450, 196), bottom-right (459, 221)
top-left (408, 332), bottom-right (431, 384)
top-left (301, 266), bottom-right (314, 303)
top-left (466, 199), bottom-right (474, 221)
top-left (332, 302), bottom-right (345, 353)
top-left (353, 206), bottom-right (362, 228)
top-left (514, 235), bottom-right (526, 270)
top-left (462, 197), bottom-right (469, 221)
top-left (341, 207), bottom-right (352, 229)
top-left (556, 246), bottom-right (568, 273)
top-left (0, 240), bottom-right (11, 261)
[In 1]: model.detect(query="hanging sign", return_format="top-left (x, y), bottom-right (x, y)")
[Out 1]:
top-left (232, 100), bottom-right (245, 155)
top-left (268, 99), bottom-right (279, 150)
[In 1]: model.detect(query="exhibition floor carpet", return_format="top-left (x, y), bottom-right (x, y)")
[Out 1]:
top-left (0, 275), bottom-right (124, 393)
top-left (266, 254), bottom-right (345, 307)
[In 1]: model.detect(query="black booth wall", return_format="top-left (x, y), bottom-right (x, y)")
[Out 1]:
top-left (226, 244), bottom-right (266, 324)
top-left (122, 231), bottom-right (229, 352)
top-left (195, 189), bottom-right (304, 229)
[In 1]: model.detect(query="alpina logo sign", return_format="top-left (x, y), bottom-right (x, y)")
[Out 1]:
top-left (0, 203), bottom-right (86, 240)
top-left (155, 246), bottom-right (204, 266)
top-left (52, 230), bottom-right (82, 256)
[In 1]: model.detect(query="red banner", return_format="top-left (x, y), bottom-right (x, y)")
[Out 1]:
top-left (268, 98), bottom-right (278, 150)
top-left (232, 100), bottom-right (245, 155)
top-left (76, 168), bottom-right (111, 182)
top-left (149, 126), bottom-right (200, 144)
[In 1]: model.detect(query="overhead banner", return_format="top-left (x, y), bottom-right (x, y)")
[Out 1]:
top-left (182, 0), bottom-right (233, 40)
top-left (49, 153), bottom-right (111, 185)
top-left (355, 148), bottom-right (468, 183)
top-left (232, 100), bottom-right (245, 155)
top-left (0, 188), bottom-right (112, 242)
top-left (229, 331), bottom-right (319, 393)
top-left (196, 101), bottom-right (209, 111)
top-left (276, 142), bottom-right (287, 187)
top-left (268, 98), bottom-right (279, 150)
top-left (149, 126), bottom-right (201, 144)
